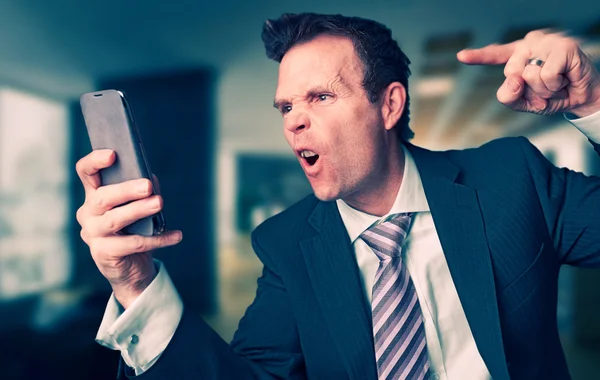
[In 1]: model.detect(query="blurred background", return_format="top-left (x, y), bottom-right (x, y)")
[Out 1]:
top-left (0, 0), bottom-right (599, 378)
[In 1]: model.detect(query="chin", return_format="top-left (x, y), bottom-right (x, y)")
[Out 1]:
top-left (312, 186), bottom-right (342, 202)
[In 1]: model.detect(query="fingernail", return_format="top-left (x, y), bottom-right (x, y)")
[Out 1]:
top-left (102, 150), bottom-right (113, 159)
top-left (507, 78), bottom-right (520, 93)
top-left (138, 181), bottom-right (150, 193)
top-left (174, 231), bottom-right (183, 242)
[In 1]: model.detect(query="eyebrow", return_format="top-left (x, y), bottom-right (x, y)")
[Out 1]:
top-left (273, 98), bottom-right (287, 111)
top-left (273, 76), bottom-right (350, 110)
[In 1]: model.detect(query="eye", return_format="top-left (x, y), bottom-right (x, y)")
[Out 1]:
top-left (317, 94), bottom-right (331, 101)
top-left (281, 105), bottom-right (292, 115)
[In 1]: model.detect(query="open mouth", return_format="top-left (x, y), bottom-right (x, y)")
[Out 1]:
top-left (300, 150), bottom-right (320, 166)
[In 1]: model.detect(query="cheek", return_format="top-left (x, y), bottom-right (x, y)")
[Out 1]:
top-left (327, 127), bottom-right (377, 182)
top-left (335, 112), bottom-right (379, 154)
top-left (316, 102), bottom-right (380, 157)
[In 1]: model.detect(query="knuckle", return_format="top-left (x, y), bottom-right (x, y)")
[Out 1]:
top-left (75, 158), bottom-right (89, 176)
top-left (525, 30), bottom-right (544, 41)
top-left (504, 65), bottom-right (521, 78)
top-left (546, 33), bottom-right (561, 44)
top-left (541, 33), bottom-right (556, 46)
top-left (85, 219), bottom-right (100, 238)
top-left (104, 217), bottom-right (117, 233)
top-left (515, 40), bottom-right (529, 52)
top-left (76, 206), bottom-right (86, 224)
top-left (89, 239), bottom-right (104, 257)
top-left (521, 68), bottom-right (537, 82)
top-left (93, 191), bottom-right (106, 209)
top-left (133, 236), bottom-right (146, 252)
top-left (75, 159), bottom-right (84, 175)
top-left (80, 228), bottom-right (88, 242)
top-left (557, 38), bottom-right (577, 52)
top-left (539, 70), bottom-right (558, 86)
top-left (539, 69), bottom-right (552, 80)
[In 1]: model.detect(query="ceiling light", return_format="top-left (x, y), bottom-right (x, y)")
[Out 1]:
top-left (414, 76), bottom-right (455, 98)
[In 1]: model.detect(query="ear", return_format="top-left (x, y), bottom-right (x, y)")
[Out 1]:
top-left (380, 82), bottom-right (407, 131)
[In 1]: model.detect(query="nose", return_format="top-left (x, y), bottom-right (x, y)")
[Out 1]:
top-left (284, 111), bottom-right (311, 135)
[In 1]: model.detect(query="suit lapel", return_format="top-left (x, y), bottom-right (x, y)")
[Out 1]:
top-left (299, 143), bottom-right (511, 380)
top-left (407, 144), bottom-right (510, 380)
top-left (301, 201), bottom-right (378, 380)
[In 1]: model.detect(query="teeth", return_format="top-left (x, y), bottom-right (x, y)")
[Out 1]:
top-left (300, 150), bottom-right (317, 158)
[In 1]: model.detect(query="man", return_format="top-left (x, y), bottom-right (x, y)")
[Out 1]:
top-left (75, 13), bottom-right (600, 380)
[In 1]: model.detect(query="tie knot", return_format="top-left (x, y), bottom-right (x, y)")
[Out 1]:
top-left (360, 213), bottom-right (412, 261)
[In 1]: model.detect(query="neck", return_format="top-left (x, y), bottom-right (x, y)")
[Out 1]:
top-left (342, 142), bottom-right (405, 217)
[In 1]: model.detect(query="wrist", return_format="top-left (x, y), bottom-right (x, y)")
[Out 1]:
top-left (571, 82), bottom-right (600, 118)
top-left (113, 266), bottom-right (157, 309)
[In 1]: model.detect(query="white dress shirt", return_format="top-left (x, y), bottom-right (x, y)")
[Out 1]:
top-left (96, 261), bottom-right (183, 374)
top-left (96, 110), bottom-right (600, 376)
top-left (335, 145), bottom-right (489, 380)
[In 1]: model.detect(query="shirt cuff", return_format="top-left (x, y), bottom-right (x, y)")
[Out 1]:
top-left (95, 259), bottom-right (184, 375)
top-left (565, 108), bottom-right (600, 143)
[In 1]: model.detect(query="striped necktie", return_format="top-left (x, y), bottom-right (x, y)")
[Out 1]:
top-left (360, 213), bottom-right (430, 380)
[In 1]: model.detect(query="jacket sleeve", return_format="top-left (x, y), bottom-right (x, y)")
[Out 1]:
top-left (116, 230), bottom-right (306, 379)
top-left (519, 136), bottom-right (600, 267)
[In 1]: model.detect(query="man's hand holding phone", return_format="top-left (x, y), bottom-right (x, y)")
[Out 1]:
top-left (75, 149), bottom-right (183, 309)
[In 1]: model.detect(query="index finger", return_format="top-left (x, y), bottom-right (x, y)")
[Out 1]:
top-left (457, 41), bottom-right (518, 66)
top-left (75, 149), bottom-right (115, 194)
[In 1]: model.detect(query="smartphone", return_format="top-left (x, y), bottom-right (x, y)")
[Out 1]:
top-left (80, 89), bottom-right (166, 236)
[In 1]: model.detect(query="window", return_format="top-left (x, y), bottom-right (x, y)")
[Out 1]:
top-left (0, 88), bottom-right (70, 299)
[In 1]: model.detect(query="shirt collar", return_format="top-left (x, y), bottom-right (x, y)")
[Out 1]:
top-left (335, 144), bottom-right (430, 243)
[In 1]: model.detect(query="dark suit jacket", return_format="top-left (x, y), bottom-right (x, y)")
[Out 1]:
top-left (118, 137), bottom-right (600, 380)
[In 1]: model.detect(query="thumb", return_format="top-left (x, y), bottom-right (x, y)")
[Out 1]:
top-left (458, 41), bottom-right (517, 66)
top-left (497, 76), bottom-right (526, 109)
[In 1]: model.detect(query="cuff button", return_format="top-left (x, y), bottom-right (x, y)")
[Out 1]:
top-left (130, 334), bottom-right (139, 345)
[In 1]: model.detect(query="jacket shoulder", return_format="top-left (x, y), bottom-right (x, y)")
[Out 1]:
top-left (413, 136), bottom-right (545, 191)
top-left (445, 136), bottom-right (534, 160)
top-left (445, 136), bottom-right (541, 173)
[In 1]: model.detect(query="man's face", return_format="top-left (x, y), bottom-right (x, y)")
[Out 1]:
top-left (274, 35), bottom-right (388, 202)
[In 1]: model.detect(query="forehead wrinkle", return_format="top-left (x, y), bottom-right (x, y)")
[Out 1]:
top-left (274, 40), bottom-right (363, 107)
top-left (326, 73), bottom-right (354, 95)
top-left (274, 73), bottom-right (341, 108)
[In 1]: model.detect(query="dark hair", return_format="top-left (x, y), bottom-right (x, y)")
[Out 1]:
top-left (262, 13), bottom-right (414, 141)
